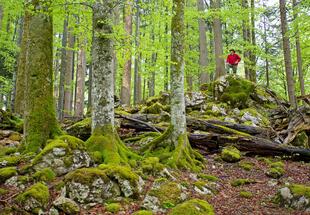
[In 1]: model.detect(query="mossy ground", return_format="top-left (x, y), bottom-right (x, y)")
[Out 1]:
top-left (0, 167), bottom-right (17, 183)
top-left (168, 199), bottom-right (214, 215)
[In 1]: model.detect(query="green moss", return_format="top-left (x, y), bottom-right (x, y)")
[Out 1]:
top-left (240, 191), bottom-right (253, 198)
top-left (132, 210), bottom-right (153, 215)
top-left (141, 157), bottom-right (165, 175)
top-left (291, 132), bottom-right (309, 148)
top-left (86, 125), bottom-right (140, 165)
top-left (289, 184), bottom-right (310, 199)
top-left (141, 102), bottom-right (165, 114)
top-left (231, 178), bottom-right (256, 187)
top-left (266, 167), bottom-right (284, 179)
top-left (0, 167), bottom-right (17, 183)
top-left (106, 203), bottom-right (121, 213)
top-left (168, 199), bottom-right (214, 215)
top-left (193, 180), bottom-right (208, 190)
top-left (270, 161), bottom-right (284, 168)
top-left (64, 168), bottom-right (109, 185)
top-left (221, 146), bottom-right (241, 162)
top-left (149, 181), bottom-right (182, 206)
top-left (0, 188), bottom-right (8, 196)
top-left (9, 132), bottom-right (22, 141)
top-left (98, 164), bottom-right (139, 183)
top-left (32, 135), bottom-right (85, 164)
top-left (220, 76), bottom-right (255, 108)
top-left (257, 157), bottom-right (272, 165)
top-left (16, 182), bottom-right (49, 209)
top-left (198, 174), bottom-right (219, 182)
top-left (67, 117), bottom-right (91, 141)
top-left (33, 168), bottom-right (56, 182)
top-left (0, 155), bottom-right (20, 166)
top-left (239, 161), bottom-right (254, 171)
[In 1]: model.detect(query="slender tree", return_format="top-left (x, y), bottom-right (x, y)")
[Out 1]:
top-left (197, 0), bottom-right (209, 84)
top-left (134, 0), bottom-right (142, 105)
top-left (279, 0), bottom-right (296, 107)
top-left (75, 38), bottom-right (86, 117)
top-left (24, 0), bottom-right (60, 152)
top-left (120, 0), bottom-right (133, 106)
top-left (211, 0), bottom-right (225, 79)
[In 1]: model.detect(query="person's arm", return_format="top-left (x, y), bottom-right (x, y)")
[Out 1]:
top-left (235, 54), bottom-right (241, 64)
top-left (226, 55), bottom-right (229, 64)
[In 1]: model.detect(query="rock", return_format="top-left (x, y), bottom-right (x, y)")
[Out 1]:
top-left (32, 135), bottom-right (92, 176)
top-left (241, 112), bottom-right (261, 126)
top-left (168, 199), bottom-right (214, 215)
top-left (48, 207), bottom-right (59, 215)
top-left (66, 118), bottom-right (91, 141)
top-left (276, 184), bottom-right (310, 211)
top-left (53, 196), bottom-right (80, 214)
top-left (185, 92), bottom-right (206, 108)
top-left (5, 175), bottom-right (29, 189)
top-left (291, 132), bottom-right (309, 149)
top-left (142, 178), bottom-right (185, 212)
top-left (211, 105), bottom-right (227, 116)
top-left (65, 165), bottom-right (142, 204)
top-left (15, 182), bottom-right (49, 214)
top-left (221, 146), bottom-right (241, 162)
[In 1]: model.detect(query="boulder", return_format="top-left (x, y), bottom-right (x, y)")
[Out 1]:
top-left (53, 196), bottom-right (80, 214)
top-left (221, 146), bottom-right (241, 162)
top-left (32, 135), bottom-right (92, 176)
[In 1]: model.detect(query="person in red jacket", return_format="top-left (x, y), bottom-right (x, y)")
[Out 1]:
top-left (226, 49), bottom-right (241, 74)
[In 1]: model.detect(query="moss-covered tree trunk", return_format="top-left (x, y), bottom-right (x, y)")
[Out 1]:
top-left (15, 15), bottom-right (29, 115)
top-left (75, 39), bottom-right (86, 117)
top-left (24, 0), bottom-right (60, 152)
top-left (87, 1), bottom-right (139, 164)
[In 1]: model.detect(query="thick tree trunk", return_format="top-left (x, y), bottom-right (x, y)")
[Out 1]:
top-left (91, 2), bottom-right (115, 131)
top-left (197, 0), bottom-right (209, 85)
top-left (75, 39), bottom-right (86, 117)
top-left (24, 1), bottom-right (60, 152)
top-left (64, 28), bottom-right (75, 117)
top-left (279, 0), bottom-right (297, 107)
top-left (211, 0), bottom-right (225, 79)
top-left (292, 0), bottom-right (305, 98)
top-left (120, 0), bottom-right (133, 106)
top-left (15, 16), bottom-right (29, 115)
top-left (58, 18), bottom-right (68, 120)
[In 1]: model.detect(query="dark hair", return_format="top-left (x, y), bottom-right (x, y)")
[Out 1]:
top-left (229, 49), bottom-right (236, 53)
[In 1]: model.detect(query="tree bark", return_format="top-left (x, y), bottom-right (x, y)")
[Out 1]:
top-left (242, 0), bottom-right (251, 80)
top-left (64, 28), bottom-right (75, 117)
top-left (249, 0), bottom-right (256, 83)
top-left (24, 0), bottom-right (60, 152)
top-left (279, 0), bottom-right (297, 107)
top-left (134, 0), bottom-right (142, 105)
top-left (15, 16), bottom-right (29, 115)
top-left (292, 0), bottom-right (305, 98)
top-left (57, 18), bottom-right (68, 120)
top-left (75, 39), bottom-right (86, 117)
top-left (211, 0), bottom-right (225, 79)
top-left (197, 0), bottom-right (209, 85)
top-left (120, 0), bottom-right (133, 106)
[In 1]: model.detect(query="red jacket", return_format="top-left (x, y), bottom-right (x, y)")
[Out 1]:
top-left (226, 53), bottom-right (241, 65)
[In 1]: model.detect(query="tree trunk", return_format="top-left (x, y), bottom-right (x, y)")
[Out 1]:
top-left (279, 0), bottom-right (297, 107)
top-left (197, 0), bottom-right (209, 85)
top-left (75, 39), bottom-right (86, 117)
top-left (242, 0), bottom-right (251, 80)
top-left (134, 0), bottom-right (141, 105)
top-left (211, 0), bottom-right (225, 79)
top-left (24, 0), bottom-right (60, 152)
top-left (120, 0), bottom-right (133, 106)
top-left (249, 0), bottom-right (256, 82)
top-left (64, 28), bottom-right (75, 117)
top-left (15, 16), bottom-right (29, 115)
top-left (263, 13), bottom-right (269, 87)
top-left (87, 63), bottom-right (92, 113)
top-left (292, 0), bottom-right (305, 98)
top-left (57, 18), bottom-right (68, 120)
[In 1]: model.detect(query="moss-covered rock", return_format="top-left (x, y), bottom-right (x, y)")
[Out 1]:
top-left (141, 102), bottom-right (165, 114)
top-left (15, 182), bottom-right (49, 214)
top-left (240, 191), bottom-right (253, 198)
top-left (276, 184), bottom-right (310, 211)
top-left (198, 174), bottom-right (219, 182)
top-left (193, 180), bottom-right (216, 195)
top-left (230, 178), bottom-right (256, 187)
top-left (33, 168), bottom-right (56, 182)
top-left (266, 161), bottom-right (285, 179)
top-left (239, 161), bottom-right (254, 171)
top-left (53, 196), bottom-right (80, 214)
top-left (221, 146), bottom-right (241, 162)
top-left (0, 155), bottom-right (20, 167)
top-left (66, 117), bottom-right (91, 141)
top-left (4, 175), bottom-right (30, 189)
top-left (132, 210), bottom-right (153, 215)
top-left (0, 110), bottom-right (23, 132)
top-left (32, 135), bottom-right (92, 176)
top-left (141, 157), bottom-right (165, 175)
top-left (168, 199), bottom-right (214, 215)
top-left (65, 165), bottom-right (143, 204)
top-left (0, 167), bottom-right (17, 183)
top-left (106, 203), bottom-right (121, 213)
top-left (291, 132), bottom-right (309, 149)
top-left (142, 179), bottom-right (185, 212)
